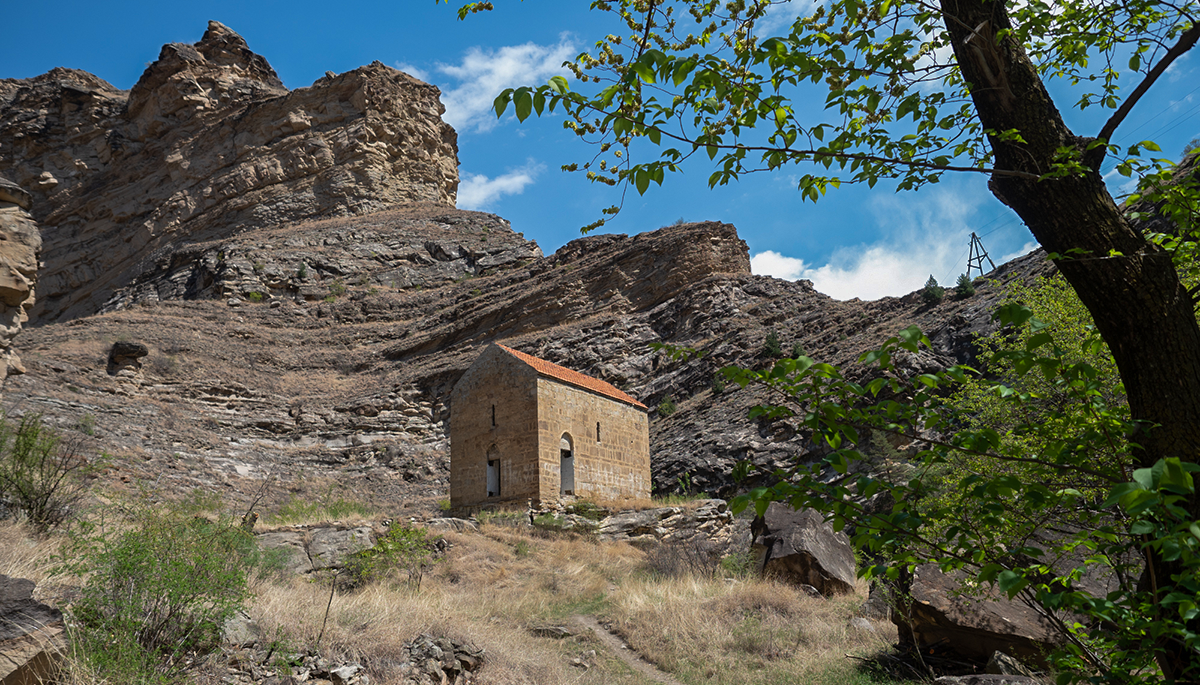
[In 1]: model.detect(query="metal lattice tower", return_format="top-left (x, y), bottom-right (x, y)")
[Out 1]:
top-left (965, 232), bottom-right (996, 280)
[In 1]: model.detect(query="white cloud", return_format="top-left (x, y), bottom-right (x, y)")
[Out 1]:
top-left (426, 36), bottom-right (577, 134)
top-left (999, 240), bottom-right (1039, 264)
top-left (756, 0), bottom-right (821, 35)
top-left (456, 161), bottom-right (545, 210)
top-left (394, 62), bottom-right (430, 83)
top-left (751, 188), bottom-right (994, 300)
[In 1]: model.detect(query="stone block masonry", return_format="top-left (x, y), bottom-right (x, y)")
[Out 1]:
top-left (450, 343), bottom-right (650, 509)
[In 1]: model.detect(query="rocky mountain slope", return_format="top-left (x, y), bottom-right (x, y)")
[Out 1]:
top-left (0, 22), bottom-right (1051, 514)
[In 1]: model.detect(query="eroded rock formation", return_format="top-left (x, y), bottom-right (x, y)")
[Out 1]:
top-left (0, 178), bottom-right (41, 393)
top-left (0, 21), bottom-right (458, 323)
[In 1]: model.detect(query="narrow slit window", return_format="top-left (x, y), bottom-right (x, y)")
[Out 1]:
top-left (491, 404), bottom-right (496, 427)
top-left (597, 422), bottom-right (601, 442)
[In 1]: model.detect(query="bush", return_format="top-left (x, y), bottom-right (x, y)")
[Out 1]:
top-left (712, 373), bottom-right (726, 395)
top-left (763, 330), bottom-right (784, 358)
top-left (246, 291), bottom-right (265, 303)
top-left (955, 273), bottom-right (975, 297)
top-left (790, 342), bottom-right (805, 358)
top-left (329, 279), bottom-right (347, 297)
top-left (61, 503), bottom-right (257, 682)
top-left (657, 396), bottom-right (678, 417)
top-left (296, 262), bottom-right (308, 279)
top-left (342, 522), bottom-right (441, 591)
top-left (0, 413), bottom-right (92, 529)
top-left (919, 274), bottom-right (944, 304)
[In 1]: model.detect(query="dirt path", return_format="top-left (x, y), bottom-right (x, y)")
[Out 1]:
top-left (570, 615), bottom-right (687, 685)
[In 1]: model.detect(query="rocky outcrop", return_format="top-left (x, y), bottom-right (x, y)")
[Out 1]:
top-left (894, 563), bottom-right (1059, 665)
top-left (598, 499), bottom-right (751, 555)
top-left (0, 21), bottom-right (458, 323)
top-left (0, 575), bottom-right (64, 685)
top-left (751, 503), bottom-right (856, 596)
top-left (0, 178), bottom-right (41, 393)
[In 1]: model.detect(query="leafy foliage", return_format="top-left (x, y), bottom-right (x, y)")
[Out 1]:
top-left (60, 502), bottom-right (258, 682)
top-left (342, 522), bottom-right (441, 591)
top-left (0, 413), bottom-right (92, 529)
top-left (720, 310), bottom-right (1198, 683)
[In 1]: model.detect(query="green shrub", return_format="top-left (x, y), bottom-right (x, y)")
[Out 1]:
top-left (955, 273), bottom-right (976, 297)
top-left (0, 413), bottom-right (92, 529)
top-left (763, 330), bottom-right (784, 358)
top-left (657, 396), bottom-right (678, 417)
top-left (246, 291), bottom-right (265, 303)
top-left (712, 373), bottom-right (726, 395)
top-left (343, 523), bottom-right (441, 591)
top-left (296, 262), bottom-right (308, 279)
top-left (791, 342), bottom-right (806, 358)
top-left (61, 503), bottom-right (257, 682)
top-left (919, 274), bottom-right (944, 304)
top-left (329, 279), bottom-right (347, 297)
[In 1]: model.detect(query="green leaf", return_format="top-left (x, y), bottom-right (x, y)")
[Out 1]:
top-left (514, 89), bottom-right (533, 122)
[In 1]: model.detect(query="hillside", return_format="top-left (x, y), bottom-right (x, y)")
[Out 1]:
top-left (0, 22), bottom-right (1055, 515)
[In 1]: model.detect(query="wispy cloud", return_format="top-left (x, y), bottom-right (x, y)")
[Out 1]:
top-left (750, 188), bottom-right (995, 300)
top-left (457, 161), bottom-right (545, 210)
top-left (403, 36), bottom-right (577, 134)
top-left (756, 0), bottom-right (822, 35)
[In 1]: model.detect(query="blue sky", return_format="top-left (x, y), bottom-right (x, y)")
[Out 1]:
top-left (4, 1), bottom-right (1199, 300)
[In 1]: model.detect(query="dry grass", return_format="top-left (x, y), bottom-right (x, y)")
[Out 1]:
top-left (1, 516), bottom-right (908, 685)
top-left (606, 573), bottom-right (898, 684)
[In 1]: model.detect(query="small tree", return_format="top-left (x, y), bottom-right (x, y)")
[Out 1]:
top-left (657, 395), bottom-right (678, 417)
top-left (763, 330), bottom-right (784, 358)
top-left (955, 273), bottom-right (976, 298)
top-left (920, 275), bottom-right (944, 304)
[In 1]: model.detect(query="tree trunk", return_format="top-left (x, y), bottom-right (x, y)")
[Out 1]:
top-left (941, 0), bottom-right (1200, 678)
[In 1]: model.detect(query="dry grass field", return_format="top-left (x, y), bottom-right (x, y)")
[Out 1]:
top-left (1, 508), bottom-right (921, 685)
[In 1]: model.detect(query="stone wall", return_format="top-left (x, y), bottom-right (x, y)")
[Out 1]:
top-left (449, 346), bottom-right (540, 508)
top-left (0, 178), bottom-right (41, 394)
top-left (536, 378), bottom-right (650, 502)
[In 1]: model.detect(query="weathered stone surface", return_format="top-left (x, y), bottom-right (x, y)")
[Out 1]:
top-left (894, 564), bottom-right (1059, 664)
top-left (398, 634), bottom-right (484, 685)
top-left (751, 503), bottom-right (856, 596)
top-left (934, 676), bottom-right (1038, 685)
top-left (0, 177), bottom-right (41, 394)
top-left (598, 499), bottom-right (751, 556)
top-left (306, 526), bottom-right (375, 571)
top-left (0, 575), bottom-right (64, 685)
top-left (253, 531), bottom-right (311, 574)
top-left (986, 651), bottom-right (1035, 678)
top-left (0, 21), bottom-right (458, 323)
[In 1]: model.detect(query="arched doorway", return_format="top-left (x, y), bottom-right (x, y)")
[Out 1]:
top-left (560, 433), bottom-right (574, 496)
top-left (486, 444), bottom-right (500, 498)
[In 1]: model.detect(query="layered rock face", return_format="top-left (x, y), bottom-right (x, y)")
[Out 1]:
top-left (0, 178), bottom-right (41, 392)
top-left (0, 21), bottom-right (458, 323)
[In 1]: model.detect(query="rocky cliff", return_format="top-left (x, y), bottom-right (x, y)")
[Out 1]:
top-left (0, 21), bottom-right (1051, 514)
top-left (0, 177), bottom-right (42, 392)
top-left (0, 21), bottom-right (457, 323)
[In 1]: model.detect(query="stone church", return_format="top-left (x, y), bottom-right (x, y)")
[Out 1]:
top-left (449, 343), bottom-right (650, 508)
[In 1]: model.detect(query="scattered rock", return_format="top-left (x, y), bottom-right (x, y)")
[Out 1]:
top-left (934, 676), bottom-right (1038, 685)
top-left (305, 527), bottom-right (375, 571)
top-left (0, 575), bottom-right (65, 685)
top-left (751, 503), bottom-right (856, 596)
top-left (398, 634), bottom-right (483, 685)
top-left (986, 651), bottom-right (1035, 678)
top-left (529, 625), bottom-right (575, 639)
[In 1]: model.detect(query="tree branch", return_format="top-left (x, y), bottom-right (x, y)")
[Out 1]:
top-left (1096, 21), bottom-right (1200, 148)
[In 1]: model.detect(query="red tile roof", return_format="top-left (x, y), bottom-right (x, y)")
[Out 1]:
top-left (496, 344), bottom-right (647, 409)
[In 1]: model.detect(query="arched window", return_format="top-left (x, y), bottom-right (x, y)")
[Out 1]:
top-left (560, 433), bottom-right (575, 496)
top-left (486, 444), bottom-right (500, 498)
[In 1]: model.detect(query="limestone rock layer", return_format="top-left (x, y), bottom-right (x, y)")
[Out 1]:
top-left (0, 20), bottom-right (458, 323)
top-left (0, 177), bottom-right (41, 392)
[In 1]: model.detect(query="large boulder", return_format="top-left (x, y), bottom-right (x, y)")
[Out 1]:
top-left (0, 575), bottom-right (64, 685)
top-left (751, 503), bottom-right (856, 596)
top-left (894, 564), bottom-right (1059, 665)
